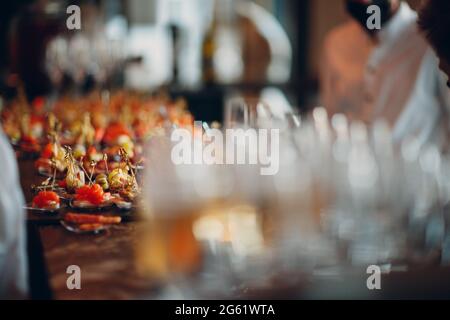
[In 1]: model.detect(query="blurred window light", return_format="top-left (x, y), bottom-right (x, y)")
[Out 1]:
top-left (105, 15), bottom-right (128, 41)
top-left (125, 26), bottom-right (172, 90)
top-left (156, 0), bottom-right (210, 29)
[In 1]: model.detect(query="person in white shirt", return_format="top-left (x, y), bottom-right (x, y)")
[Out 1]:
top-left (320, 0), bottom-right (450, 147)
top-left (0, 126), bottom-right (28, 299)
top-left (419, 0), bottom-right (450, 83)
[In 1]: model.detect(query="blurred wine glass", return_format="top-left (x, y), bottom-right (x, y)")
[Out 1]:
top-left (224, 97), bottom-right (249, 129)
top-left (45, 35), bottom-right (69, 93)
top-left (224, 97), bottom-right (284, 130)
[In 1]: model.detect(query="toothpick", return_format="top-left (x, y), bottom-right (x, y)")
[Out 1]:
top-left (78, 156), bottom-right (93, 185)
top-left (89, 160), bottom-right (97, 186)
top-left (50, 159), bottom-right (57, 190)
top-left (103, 153), bottom-right (109, 175)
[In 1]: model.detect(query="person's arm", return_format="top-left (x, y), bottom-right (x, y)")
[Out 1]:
top-left (0, 128), bottom-right (28, 299)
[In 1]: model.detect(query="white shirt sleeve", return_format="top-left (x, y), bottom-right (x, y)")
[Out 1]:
top-left (392, 49), bottom-right (448, 148)
top-left (0, 127), bottom-right (28, 299)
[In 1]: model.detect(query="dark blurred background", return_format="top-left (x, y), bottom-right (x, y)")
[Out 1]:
top-left (0, 0), bottom-right (422, 121)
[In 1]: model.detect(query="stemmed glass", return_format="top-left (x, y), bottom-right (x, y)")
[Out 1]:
top-left (224, 97), bottom-right (249, 129)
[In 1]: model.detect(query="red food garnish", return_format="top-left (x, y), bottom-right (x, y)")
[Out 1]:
top-left (103, 123), bottom-right (132, 145)
top-left (94, 127), bottom-right (105, 143)
top-left (21, 135), bottom-right (38, 145)
top-left (75, 184), bottom-right (105, 205)
top-left (32, 97), bottom-right (46, 112)
top-left (21, 135), bottom-right (41, 152)
top-left (87, 146), bottom-right (97, 156)
top-left (32, 191), bottom-right (60, 208)
top-left (30, 114), bottom-right (44, 125)
top-left (58, 180), bottom-right (67, 188)
top-left (41, 143), bottom-right (54, 159)
top-left (35, 158), bottom-right (51, 170)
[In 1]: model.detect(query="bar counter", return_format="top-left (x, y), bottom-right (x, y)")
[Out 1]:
top-left (20, 158), bottom-right (450, 300)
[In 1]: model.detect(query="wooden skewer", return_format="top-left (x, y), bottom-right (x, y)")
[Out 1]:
top-left (51, 159), bottom-right (57, 190)
top-left (78, 156), bottom-right (93, 185)
top-left (89, 160), bottom-right (97, 186)
top-left (103, 153), bottom-right (109, 176)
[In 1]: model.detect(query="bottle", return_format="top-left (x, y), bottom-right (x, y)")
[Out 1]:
top-left (201, 1), bottom-right (219, 86)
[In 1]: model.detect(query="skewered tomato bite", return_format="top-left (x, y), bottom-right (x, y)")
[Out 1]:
top-left (75, 184), bottom-right (108, 206)
top-left (103, 122), bottom-right (132, 145)
top-left (41, 143), bottom-right (54, 159)
top-left (32, 191), bottom-right (61, 209)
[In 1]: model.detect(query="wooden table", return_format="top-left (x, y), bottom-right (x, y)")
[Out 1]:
top-left (38, 223), bottom-right (156, 299)
top-left (19, 158), bottom-right (153, 299)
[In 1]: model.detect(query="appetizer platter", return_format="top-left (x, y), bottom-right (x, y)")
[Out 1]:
top-left (2, 90), bottom-right (195, 229)
top-left (1, 90), bottom-right (193, 156)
